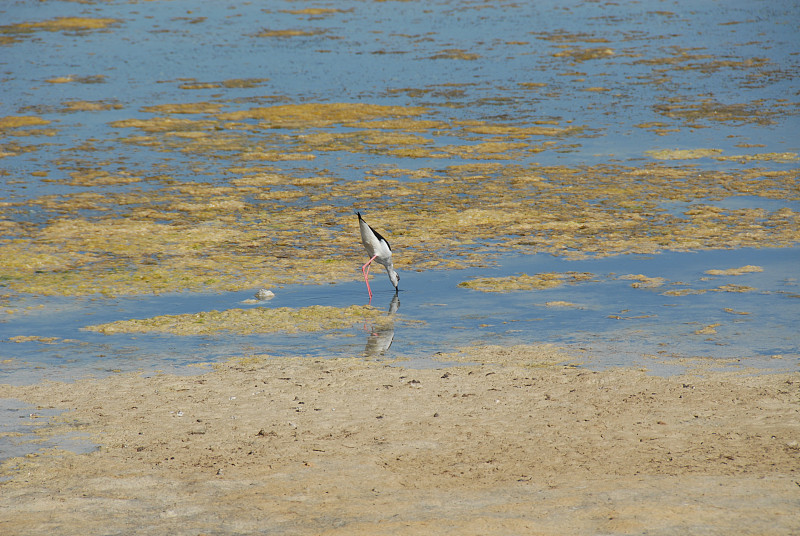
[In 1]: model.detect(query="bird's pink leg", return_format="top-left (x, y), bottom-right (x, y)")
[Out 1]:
top-left (362, 255), bottom-right (377, 302)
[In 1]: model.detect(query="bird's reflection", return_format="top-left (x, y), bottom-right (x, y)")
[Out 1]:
top-left (387, 292), bottom-right (400, 315)
top-left (363, 294), bottom-right (400, 356)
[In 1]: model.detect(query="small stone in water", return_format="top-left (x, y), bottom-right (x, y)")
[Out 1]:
top-left (255, 289), bottom-right (275, 300)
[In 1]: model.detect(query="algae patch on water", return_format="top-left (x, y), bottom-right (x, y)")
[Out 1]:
top-left (0, 116), bottom-right (52, 130)
top-left (0, 16), bottom-right (119, 44)
top-left (704, 265), bottom-right (764, 276)
top-left (1, 16), bottom-right (120, 34)
top-left (645, 148), bottom-right (723, 160)
top-left (2, 161), bottom-right (799, 297)
top-left (84, 305), bottom-right (383, 336)
top-left (619, 274), bottom-right (669, 288)
top-left (458, 272), bottom-right (596, 292)
top-left (2, 93), bottom-right (799, 299)
top-left (216, 102), bottom-right (429, 127)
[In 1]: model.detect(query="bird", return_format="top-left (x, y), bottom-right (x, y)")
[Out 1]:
top-left (357, 211), bottom-right (399, 301)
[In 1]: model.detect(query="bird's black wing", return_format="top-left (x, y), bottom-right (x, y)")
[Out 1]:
top-left (357, 212), bottom-right (392, 251)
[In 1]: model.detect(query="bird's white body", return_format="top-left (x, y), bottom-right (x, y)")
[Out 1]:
top-left (357, 212), bottom-right (399, 299)
top-left (358, 214), bottom-right (395, 275)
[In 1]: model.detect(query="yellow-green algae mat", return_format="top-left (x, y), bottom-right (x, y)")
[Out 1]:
top-left (2, 162), bottom-right (798, 299)
top-left (458, 265), bottom-right (765, 294)
top-left (458, 272), bottom-right (597, 292)
top-left (1, 101), bottom-right (799, 300)
top-left (84, 305), bottom-right (386, 336)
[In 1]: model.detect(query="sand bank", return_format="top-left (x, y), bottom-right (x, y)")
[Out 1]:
top-left (1, 345), bottom-right (798, 535)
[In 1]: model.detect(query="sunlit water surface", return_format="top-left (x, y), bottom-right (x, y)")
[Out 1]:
top-left (3, 247), bottom-right (798, 386)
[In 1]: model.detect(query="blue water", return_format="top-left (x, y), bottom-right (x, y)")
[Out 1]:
top-left (2, 247), bottom-right (797, 386)
top-left (2, 0), bottom-right (799, 204)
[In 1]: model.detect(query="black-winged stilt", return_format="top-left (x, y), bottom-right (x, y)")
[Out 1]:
top-left (357, 211), bottom-right (399, 301)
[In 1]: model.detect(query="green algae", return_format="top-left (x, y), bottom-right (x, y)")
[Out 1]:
top-left (647, 149), bottom-right (800, 163)
top-left (2, 15), bottom-right (117, 43)
top-left (102, 99), bottom-right (586, 165)
top-left (46, 74), bottom-right (107, 84)
top-left (62, 100), bottom-right (123, 113)
top-left (83, 305), bottom-right (383, 335)
top-left (694, 323), bottom-right (721, 335)
top-left (216, 103), bottom-right (429, 127)
top-left (428, 49), bottom-right (482, 60)
top-left (653, 97), bottom-right (782, 126)
top-left (178, 78), bottom-right (270, 90)
top-left (714, 152), bottom-right (799, 164)
top-left (458, 272), bottom-right (596, 292)
top-left (618, 274), bottom-right (669, 288)
top-left (645, 148), bottom-right (724, 160)
top-left (0, 17), bottom-right (120, 39)
top-left (0, 116), bottom-right (52, 130)
top-left (704, 265), bottom-right (763, 276)
top-left (544, 300), bottom-right (582, 308)
top-left (455, 264), bottom-right (774, 296)
top-left (254, 28), bottom-right (329, 38)
top-left (713, 284), bottom-right (757, 293)
top-left (1, 159), bottom-right (798, 297)
top-left (552, 46), bottom-right (614, 62)
top-left (280, 8), bottom-right (353, 16)
top-left (1, 89), bottom-right (798, 299)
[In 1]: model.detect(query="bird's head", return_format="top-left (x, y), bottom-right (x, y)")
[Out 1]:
top-left (388, 268), bottom-right (399, 289)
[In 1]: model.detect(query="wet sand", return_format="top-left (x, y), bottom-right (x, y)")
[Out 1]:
top-left (1, 345), bottom-right (798, 535)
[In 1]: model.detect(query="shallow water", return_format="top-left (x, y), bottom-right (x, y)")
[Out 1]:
top-left (3, 247), bottom-right (797, 386)
top-left (1, 0), bottom-right (799, 457)
top-left (2, 0), bottom-right (798, 369)
top-left (2, 0), bottom-right (798, 200)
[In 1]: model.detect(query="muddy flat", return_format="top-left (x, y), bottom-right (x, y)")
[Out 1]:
top-left (2, 345), bottom-right (798, 535)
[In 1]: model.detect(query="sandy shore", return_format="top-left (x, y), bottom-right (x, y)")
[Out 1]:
top-left (1, 345), bottom-right (798, 535)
